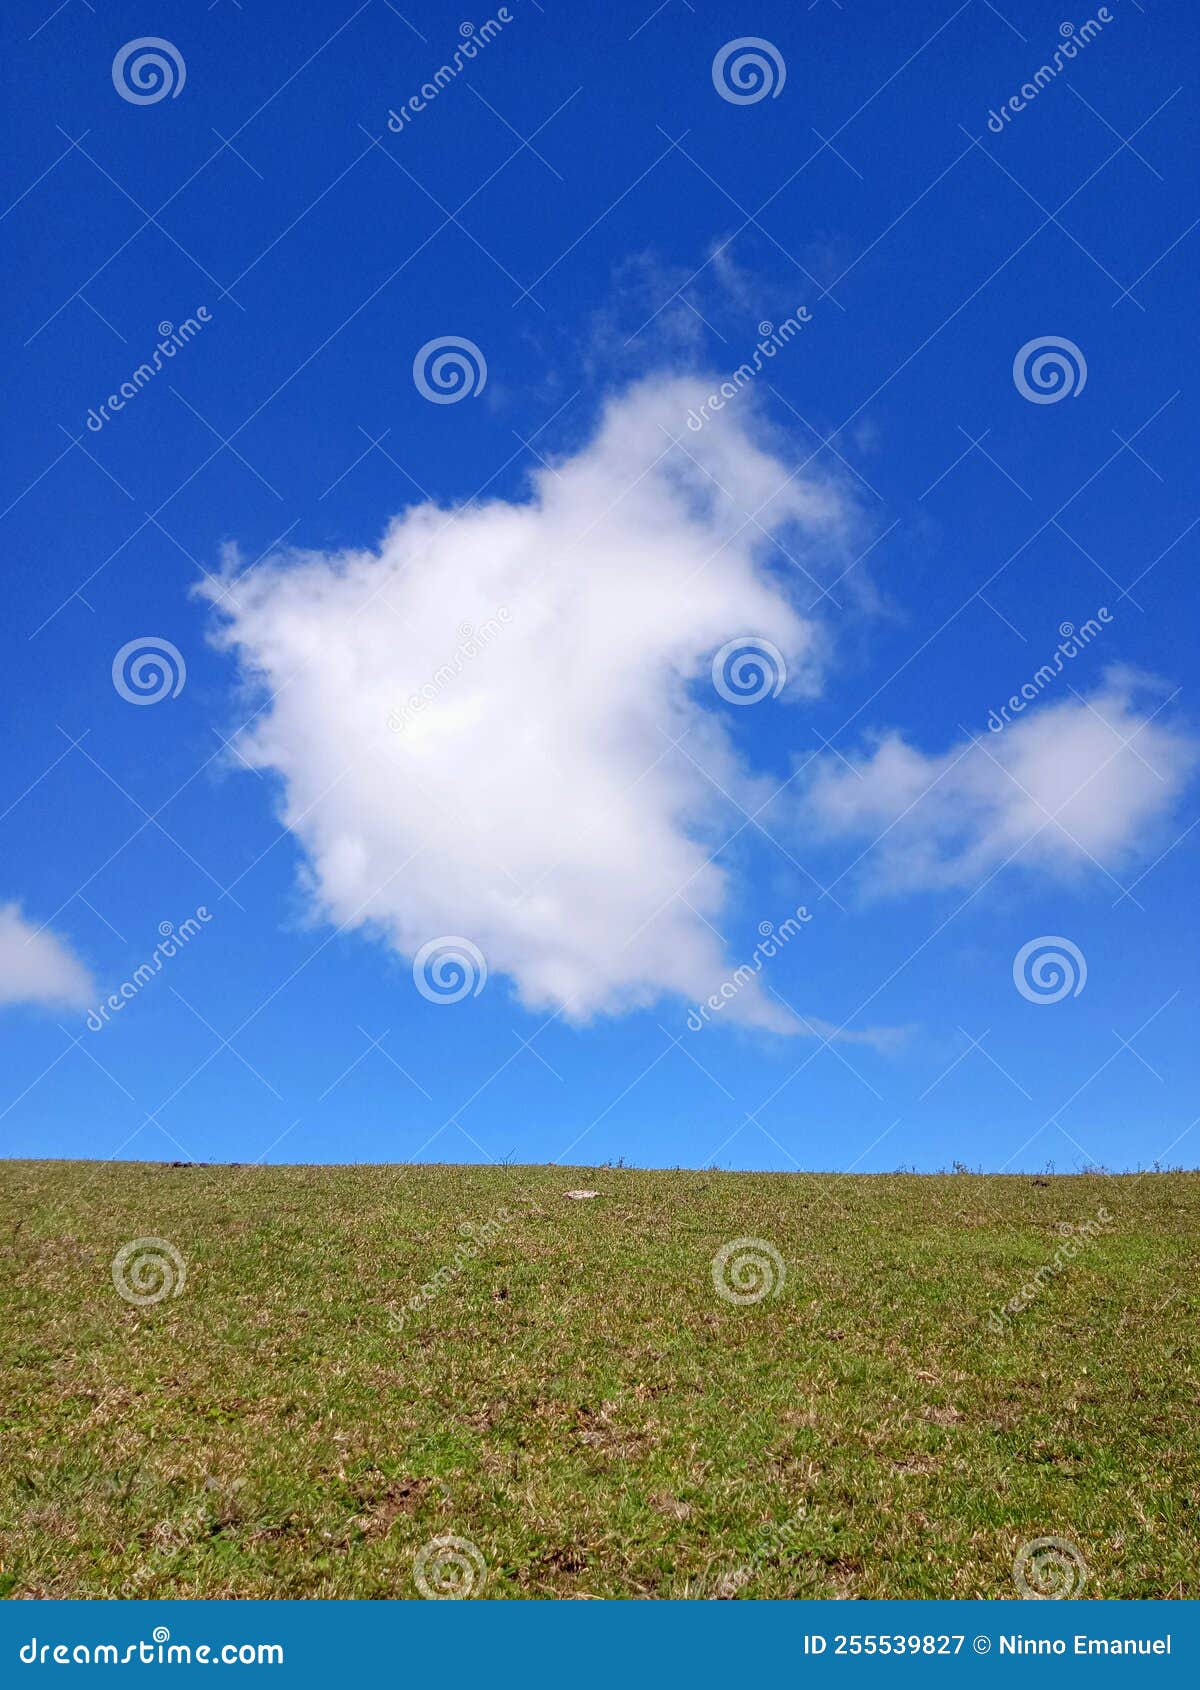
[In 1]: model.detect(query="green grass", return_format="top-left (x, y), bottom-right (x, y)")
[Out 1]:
top-left (2, 1160), bottom-right (1197, 1600)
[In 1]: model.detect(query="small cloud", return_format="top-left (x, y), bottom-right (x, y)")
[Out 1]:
top-left (805, 670), bottom-right (1197, 895)
top-left (0, 903), bottom-right (94, 1011)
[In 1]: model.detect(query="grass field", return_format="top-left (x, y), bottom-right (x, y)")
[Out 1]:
top-left (2, 1160), bottom-right (1197, 1600)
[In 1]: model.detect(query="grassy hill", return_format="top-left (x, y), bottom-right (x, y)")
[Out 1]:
top-left (2, 1160), bottom-right (1197, 1600)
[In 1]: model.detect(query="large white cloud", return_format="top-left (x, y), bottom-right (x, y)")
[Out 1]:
top-left (805, 668), bottom-right (1197, 894)
top-left (203, 376), bottom-right (861, 1032)
top-left (0, 904), bottom-right (94, 1011)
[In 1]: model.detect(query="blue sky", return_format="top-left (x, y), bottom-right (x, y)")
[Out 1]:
top-left (1, 0), bottom-right (1197, 1172)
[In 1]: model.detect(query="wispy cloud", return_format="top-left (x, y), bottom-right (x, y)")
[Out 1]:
top-left (805, 668), bottom-right (1197, 895)
top-left (0, 904), bottom-right (94, 1012)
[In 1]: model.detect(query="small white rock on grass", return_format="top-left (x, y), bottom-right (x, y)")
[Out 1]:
top-left (563, 1190), bottom-right (600, 1200)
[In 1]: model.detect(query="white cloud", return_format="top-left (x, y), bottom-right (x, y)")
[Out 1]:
top-left (805, 669), bottom-right (1197, 894)
top-left (0, 904), bottom-right (94, 1011)
top-left (203, 375), bottom-right (862, 1034)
